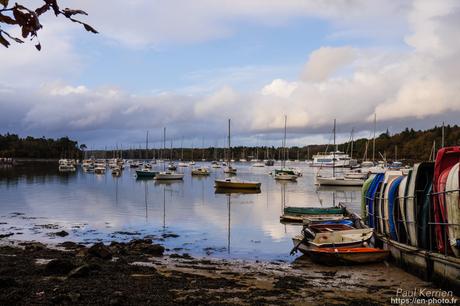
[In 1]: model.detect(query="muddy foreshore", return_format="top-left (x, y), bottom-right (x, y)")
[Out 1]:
top-left (0, 236), bottom-right (450, 306)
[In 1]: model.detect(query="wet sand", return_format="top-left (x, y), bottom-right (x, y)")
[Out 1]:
top-left (0, 236), bottom-right (449, 306)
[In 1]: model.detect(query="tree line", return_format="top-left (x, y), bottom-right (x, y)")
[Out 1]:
top-left (2, 125), bottom-right (459, 162)
top-left (0, 133), bottom-right (82, 159)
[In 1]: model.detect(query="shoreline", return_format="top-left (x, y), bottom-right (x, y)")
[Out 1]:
top-left (0, 237), bottom-right (452, 305)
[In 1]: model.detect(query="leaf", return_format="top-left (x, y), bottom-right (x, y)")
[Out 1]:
top-left (0, 32), bottom-right (10, 48)
top-left (35, 4), bottom-right (50, 16)
top-left (35, 42), bottom-right (41, 51)
top-left (83, 23), bottom-right (98, 34)
top-left (62, 8), bottom-right (88, 18)
top-left (0, 0), bottom-right (8, 8)
top-left (0, 13), bottom-right (16, 25)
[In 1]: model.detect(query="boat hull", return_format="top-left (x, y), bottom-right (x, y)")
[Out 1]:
top-left (305, 247), bottom-right (389, 265)
top-left (214, 180), bottom-right (261, 190)
top-left (316, 177), bottom-right (364, 186)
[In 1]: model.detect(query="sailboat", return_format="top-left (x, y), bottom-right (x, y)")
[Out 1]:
top-left (178, 137), bottom-right (188, 167)
top-left (215, 119), bottom-right (260, 190)
top-left (274, 116), bottom-right (298, 181)
top-left (156, 128), bottom-right (184, 180)
top-left (223, 119), bottom-right (237, 174)
top-left (136, 131), bottom-right (158, 178)
top-left (315, 120), bottom-right (365, 186)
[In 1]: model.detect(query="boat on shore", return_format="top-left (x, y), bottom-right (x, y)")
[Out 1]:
top-left (305, 247), bottom-right (389, 265)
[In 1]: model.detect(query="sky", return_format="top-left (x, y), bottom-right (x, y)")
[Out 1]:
top-left (1, 0), bottom-right (460, 149)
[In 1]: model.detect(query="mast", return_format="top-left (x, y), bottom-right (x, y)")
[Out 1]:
top-left (163, 128), bottom-right (166, 171)
top-left (333, 119), bottom-right (336, 178)
top-left (227, 119), bottom-right (231, 165)
top-left (202, 137), bottom-right (205, 161)
top-left (283, 115), bottom-right (287, 168)
top-left (442, 121), bottom-right (445, 148)
top-left (350, 128), bottom-right (354, 159)
top-left (146, 131), bottom-right (149, 160)
top-left (372, 113), bottom-right (376, 163)
top-left (181, 136), bottom-right (184, 160)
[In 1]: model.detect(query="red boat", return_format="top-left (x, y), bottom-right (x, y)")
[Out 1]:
top-left (433, 147), bottom-right (460, 253)
top-left (305, 247), bottom-right (390, 265)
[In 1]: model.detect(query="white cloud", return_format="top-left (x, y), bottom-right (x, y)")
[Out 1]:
top-left (301, 47), bottom-right (356, 82)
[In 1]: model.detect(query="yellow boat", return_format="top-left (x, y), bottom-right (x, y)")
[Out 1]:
top-left (214, 178), bottom-right (261, 190)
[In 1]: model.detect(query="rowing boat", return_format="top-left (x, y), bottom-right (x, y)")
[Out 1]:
top-left (305, 247), bottom-right (389, 265)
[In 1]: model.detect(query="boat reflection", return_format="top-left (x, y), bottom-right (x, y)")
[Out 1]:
top-left (214, 187), bottom-right (261, 195)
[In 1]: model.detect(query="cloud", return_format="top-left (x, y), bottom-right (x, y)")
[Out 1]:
top-left (301, 47), bottom-right (356, 82)
top-left (1, 1), bottom-right (460, 147)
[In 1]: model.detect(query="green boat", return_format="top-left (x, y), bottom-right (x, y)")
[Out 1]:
top-left (281, 206), bottom-right (345, 222)
top-left (136, 169), bottom-right (158, 178)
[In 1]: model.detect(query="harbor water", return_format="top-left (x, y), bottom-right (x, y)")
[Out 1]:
top-left (0, 162), bottom-right (361, 261)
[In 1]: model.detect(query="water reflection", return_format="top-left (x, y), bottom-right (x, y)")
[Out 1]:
top-left (0, 162), bottom-right (362, 261)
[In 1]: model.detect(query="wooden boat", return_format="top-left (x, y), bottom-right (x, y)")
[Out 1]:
top-left (136, 168), bottom-right (158, 178)
top-left (214, 178), bottom-right (261, 190)
top-left (281, 206), bottom-right (345, 222)
top-left (292, 228), bottom-right (373, 252)
top-left (307, 224), bottom-right (354, 233)
top-left (155, 171), bottom-right (184, 180)
top-left (305, 247), bottom-right (389, 265)
top-left (446, 163), bottom-right (460, 257)
top-left (433, 147), bottom-right (460, 253)
top-left (191, 167), bottom-right (210, 176)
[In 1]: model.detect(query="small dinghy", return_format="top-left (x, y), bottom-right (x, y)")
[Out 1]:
top-left (280, 206), bottom-right (345, 222)
top-left (292, 228), bottom-right (374, 253)
top-left (305, 247), bottom-right (389, 265)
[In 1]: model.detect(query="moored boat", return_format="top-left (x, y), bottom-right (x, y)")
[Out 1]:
top-left (214, 178), bottom-right (261, 190)
top-left (155, 171), bottom-right (184, 180)
top-left (191, 167), bottom-right (210, 176)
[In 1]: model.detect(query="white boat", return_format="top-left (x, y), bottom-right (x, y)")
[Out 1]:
top-left (311, 151), bottom-right (352, 167)
top-left (315, 120), bottom-right (363, 186)
top-left (155, 171), bottom-right (184, 180)
top-left (211, 161), bottom-right (221, 168)
top-left (273, 116), bottom-right (297, 181)
top-left (94, 166), bottom-right (106, 174)
top-left (224, 166), bottom-right (237, 174)
top-left (275, 172), bottom-right (297, 181)
top-left (178, 162), bottom-right (188, 167)
top-left (191, 167), bottom-right (210, 176)
top-left (189, 161), bottom-right (196, 166)
top-left (252, 162), bottom-right (265, 167)
top-left (293, 228), bottom-right (373, 251)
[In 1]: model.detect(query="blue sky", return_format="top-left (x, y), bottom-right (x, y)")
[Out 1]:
top-left (0, 1), bottom-right (459, 148)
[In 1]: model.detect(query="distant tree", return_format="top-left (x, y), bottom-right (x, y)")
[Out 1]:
top-left (0, 0), bottom-right (97, 50)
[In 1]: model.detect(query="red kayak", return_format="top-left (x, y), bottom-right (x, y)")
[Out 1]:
top-left (433, 147), bottom-right (460, 253)
top-left (305, 247), bottom-right (389, 265)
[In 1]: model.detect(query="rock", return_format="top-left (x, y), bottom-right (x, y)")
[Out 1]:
top-left (162, 233), bottom-right (179, 238)
top-left (23, 242), bottom-right (46, 252)
top-left (45, 259), bottom-right (75, 275)
top-left (109, 291), bottom-right (125, 306)
top-left (54, 230), bottom-right (69, 237)
top-left (67, 264), bottom-right (95, 278)
top-left (128, 240), bottom-right (164, 256)
top-left (0, 233), bottom-right (14, 239)
top-left (170, 253), bottom-right (193, 259)
top-left (0, 277), bottom-right (19, 288)
top-left (58, 241), bottom-right (83, 249)
top-left (87, 243), bottom-right (112, 260)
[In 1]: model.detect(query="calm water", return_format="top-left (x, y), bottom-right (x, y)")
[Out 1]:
top-left (0, 162), bottom-right (361, 261)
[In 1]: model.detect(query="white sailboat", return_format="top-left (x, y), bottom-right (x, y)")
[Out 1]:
top-left (315, 120), bottom-right (365, 186)
top-left (156, 127), bottom-right (184, 181)
top-left (274, 116), bottom-right (298, 181)
top-left (223, 119), bottom-right (237, 174)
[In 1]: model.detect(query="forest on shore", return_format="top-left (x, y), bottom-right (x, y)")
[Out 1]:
top-left (1, 125), bottom-right (458, 162)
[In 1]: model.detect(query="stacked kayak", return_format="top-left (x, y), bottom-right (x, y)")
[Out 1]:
top-left (362, 147), bottom-right (460, 258)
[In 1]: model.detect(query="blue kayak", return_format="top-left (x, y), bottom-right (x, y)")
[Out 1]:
top-left (388, 176), bottom-right (403, 240)
top-left (366, 173), bottom-right (384, 228)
